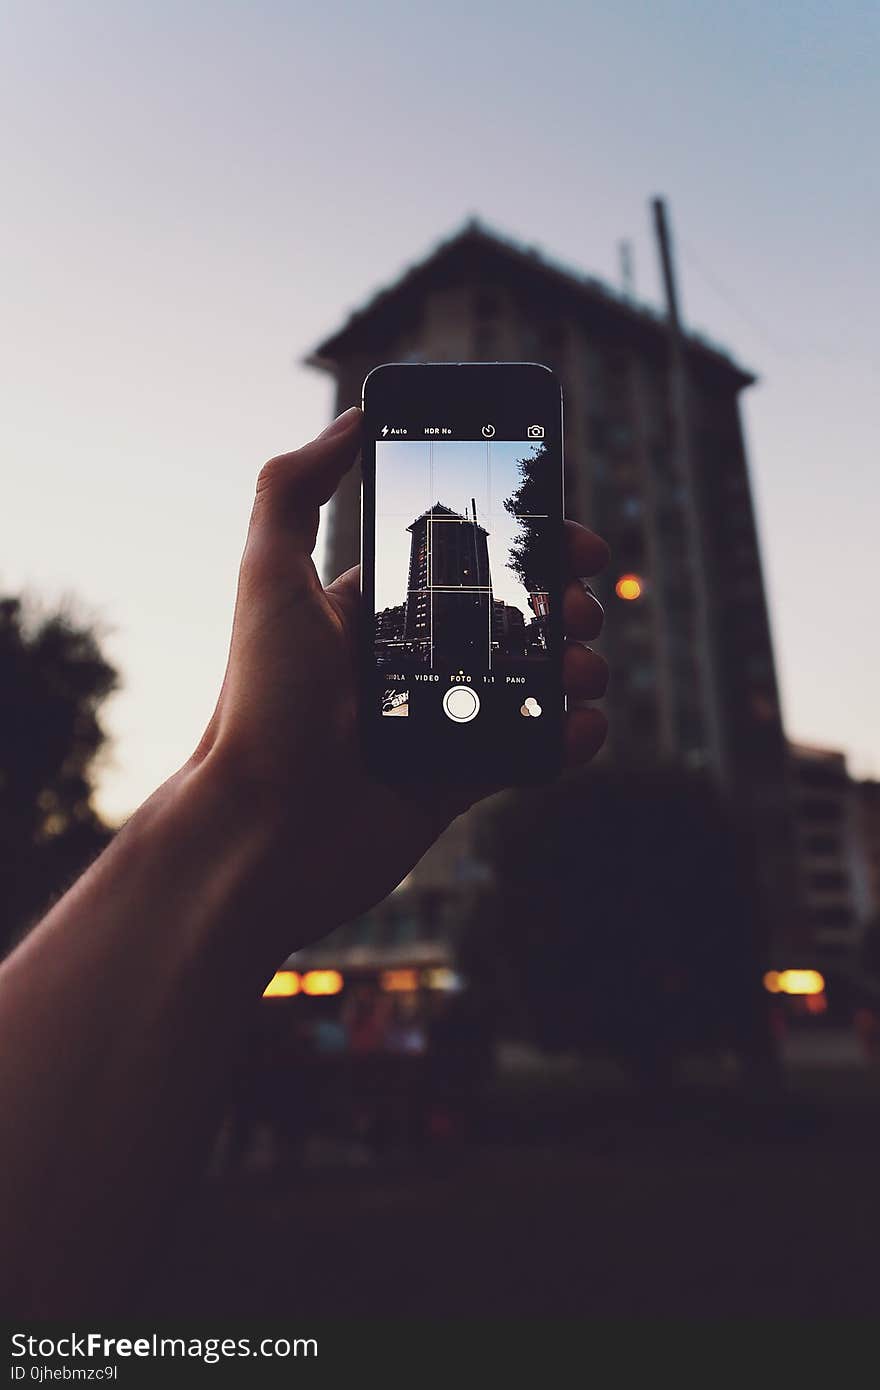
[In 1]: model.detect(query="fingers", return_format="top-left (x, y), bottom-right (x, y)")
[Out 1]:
top-left (560, 524), bottom-right (608, 767)
top-left (328, 559), bottom-right (609, 699)
top-left (562, 578), bottom-right (604, 640)
top-left (252, 407), bottom-right (362, 553)
top-left (564, 519), bottom-right (609, 580)
top-left (326, 520), bottom-right (609, 774)
top-left (565, 707), bottom-right (608, 764)
top-left (563, 640), bottom-right (609, 700)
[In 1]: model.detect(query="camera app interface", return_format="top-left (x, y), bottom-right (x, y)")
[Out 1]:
top-left (372, 428), bottom-right (555, 734)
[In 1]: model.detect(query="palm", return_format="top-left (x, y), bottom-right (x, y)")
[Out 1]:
top-left (205, 411), bottom-right (607, 947)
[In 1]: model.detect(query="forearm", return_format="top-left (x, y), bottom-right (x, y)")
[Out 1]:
top-left (0, 752), bottom-right (288, 1315)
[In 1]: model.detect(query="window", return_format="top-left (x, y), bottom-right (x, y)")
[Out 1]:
top-left (797, 763), bottom-right (845, 789)
top-left (723, 470), bottom-right (747, 495)
top-left (473, 292), bottom-right (500, 320)
top-left (817, 942), bottom-right (847, 959)
top-left (745, 654), bottom-right (773, 681)
top-left (809, 871), bottom-right (847, 894)
top-left (390, 915), bottom-right (420, 945)
top-left (474, 325), bottom-right (498, 358)
top-left (729, 577), bottom-right (762, 602)
top-left (607, 352), bottom-right (628, 379)
top-left (725, 500), bottom-right (752, 530)
top-left (651, 443), bottom-right (671, 476)
top-left (814, 906), bottom-right (853, 930)
top-left (805, 834), bottom-right (841, 857)
top-left (630, 664), bottom-right (656, 691)
top-left (799, 797), bottom-right (842, 821)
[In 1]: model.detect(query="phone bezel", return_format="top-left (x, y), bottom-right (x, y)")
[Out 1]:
top-left (359, 362), bottom-right (565, 785)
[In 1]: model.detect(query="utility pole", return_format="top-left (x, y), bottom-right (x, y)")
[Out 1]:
top-left (651, 196), bottom-right (727, 787)
top-left (618, 239), bottom-right (635, 300)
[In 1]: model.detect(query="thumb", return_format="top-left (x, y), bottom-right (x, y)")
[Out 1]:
top-left (325, 564), bottom-right (360, 628)
top-left (251, 407), bottom-right (361, 555)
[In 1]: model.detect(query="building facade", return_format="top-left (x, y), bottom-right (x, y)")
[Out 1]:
top-left (857, 780), bottom-right (880, 930)
top-left (492, 600), bottom-right (526, 657)
top-left (375, 604), bottom-right (405, 643)
top-left (789, 743), bottom-right (877, 970)
top-left (403, 503), bottom-right (491, 665)
top-left (306, 219), bottom-right (804, 964)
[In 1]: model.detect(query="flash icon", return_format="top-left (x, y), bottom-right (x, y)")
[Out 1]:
top-left (381, 424), bottom-right (389, 437)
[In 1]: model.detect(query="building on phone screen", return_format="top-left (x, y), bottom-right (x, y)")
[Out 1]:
top-left (403, 502), bottom-right (491, 666)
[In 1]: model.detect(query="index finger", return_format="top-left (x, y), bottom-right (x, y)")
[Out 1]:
top-left (564, 519), bottom-right (610, 578)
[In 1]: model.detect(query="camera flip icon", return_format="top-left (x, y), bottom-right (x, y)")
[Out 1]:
top-left (527, 424), bottom-right (544, 439)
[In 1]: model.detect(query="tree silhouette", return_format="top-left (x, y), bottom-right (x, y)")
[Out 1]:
top-left (502, 442), bottom-right (553, 596)
top-left (459, 767), bottom-right (772, 1079)
top-left (0, 597), bottom-right (117, 956)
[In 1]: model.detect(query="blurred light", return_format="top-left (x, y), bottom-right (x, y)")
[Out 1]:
top-left (302, 970), bottom-right (344, 996)
top-left (805, 992), bottom-right (828, 1015)
top-left (422, 967), bottom-right (463, 992)
top-left (263, 970), bottom-right (300, 998)
top-left (381, 968), bottom-right (419, 993)
top-left (763, 968), bottom-right (825, 996)
top-left (780, 969), bottom-right (825, 996)
top-left (615, 574), bottom-right (643, 601)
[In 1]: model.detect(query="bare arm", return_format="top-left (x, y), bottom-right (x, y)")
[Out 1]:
top-left (0, 762), bottom-right (282, 1313)
top-left (0, 409), bottom-right (609, 1314)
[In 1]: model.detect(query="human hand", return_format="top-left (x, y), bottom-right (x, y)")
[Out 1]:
top-left (195, 408), bottom-right (609, 949)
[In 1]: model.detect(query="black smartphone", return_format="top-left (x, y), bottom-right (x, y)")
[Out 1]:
top-left (360, 362), bottom-right (564, 785)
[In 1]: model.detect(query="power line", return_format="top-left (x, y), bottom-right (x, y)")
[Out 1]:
top-left (678, 236), bottom-right (789, 356)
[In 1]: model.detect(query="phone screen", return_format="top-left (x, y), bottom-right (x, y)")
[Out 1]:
top-left (360, 363), bottom-right (564, 783)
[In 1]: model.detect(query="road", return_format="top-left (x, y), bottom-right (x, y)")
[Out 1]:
top-left (145, 1033), bottom-right (880, 1318)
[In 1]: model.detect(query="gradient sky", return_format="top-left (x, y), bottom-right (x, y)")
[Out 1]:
top-left (2, 0), bottom-right (877, 821)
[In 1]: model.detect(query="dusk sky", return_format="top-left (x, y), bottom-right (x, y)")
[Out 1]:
top-left (2, 0), bottom-right (877, 820)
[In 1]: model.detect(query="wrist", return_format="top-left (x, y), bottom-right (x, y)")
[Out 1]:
top-left (171, 745), bottom-right (319, 961)
top-left (143, 748), bottom-right (304, 974)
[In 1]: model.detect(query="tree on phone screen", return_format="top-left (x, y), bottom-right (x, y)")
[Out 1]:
top-left (502, 443), bottom-right (552, 598)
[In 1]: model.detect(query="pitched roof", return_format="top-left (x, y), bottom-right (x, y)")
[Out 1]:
top-left (407, 502), bottom-right (488, 533)
top-left (306, 218), bottom-right (755, 388)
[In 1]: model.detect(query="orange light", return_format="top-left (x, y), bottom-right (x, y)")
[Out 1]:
top-left (615, 574), bottom-right (643, 601)
top-left (779, 969), bottom-right (825, 996)
top-left (763, 968), bottom-right (825, 997)
top-left (263, 970), bottom-right (300, 998)
top-left (805, 992), bottom-right (828, 1015)
top-left (301, 969), bottom-right (344, 996)
top-left (381, 968), bottom-right (419, 993)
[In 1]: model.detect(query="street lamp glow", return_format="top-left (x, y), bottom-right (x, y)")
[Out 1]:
top-left (263, 970), bottom-right (300, 998)
top-left (615, 574), bottom-right (643, 601)
top-left (301, 969), bottom-right (344, 996)
top-left (763, 968), bottom-right (825, 996)
top-left (381, 968), bottom-right (419, 993)
top-left (779, 968), bottom-right (825, 996)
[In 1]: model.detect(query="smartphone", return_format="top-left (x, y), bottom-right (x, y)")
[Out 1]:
top-left (360, 362), bottom-right (564, 785)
